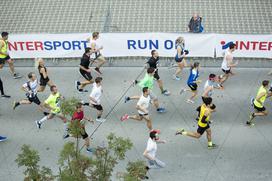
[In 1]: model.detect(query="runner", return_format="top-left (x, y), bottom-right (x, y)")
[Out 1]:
top-left (75, 48), bottom-right (94, 93)
top-left (87, 32), bottom-right (106, 74)
top-left (180, 62), bottom-right (201, 103)
top-left (0, 32), bottom-right (21, 79)
top-left (125, 67), bottom-right (166, 113)
top-left (121, 87), bottom-right (153, 130)
top-left (219, 42), bottom-right (238, 85)
top-left (143, 130), bottom-right (166, 169)
top-left (146, 50), bottom-right (170, 96)
top-left (13, 72), bottom-right (48, 115)
top-left (176, 97), bottom-right (217, 149)
top-left (82, 77), bottom-right (106, 122)
top-left (35, 85), bottom-right (69, 138)
top-left (247, 80), bottom-right (271, 126)
top-left (172, 37), bottom-right (189, 81)
top-left (67, 103), bottom-right (94, 153)
top-left (36, 58), bottom-right (54, 92)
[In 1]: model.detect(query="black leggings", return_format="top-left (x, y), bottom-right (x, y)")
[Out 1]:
top-left (0, 78), bottom-right (4, 95)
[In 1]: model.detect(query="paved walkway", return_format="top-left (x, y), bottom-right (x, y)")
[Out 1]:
top-left (0, 67), bottom-right (272, 181)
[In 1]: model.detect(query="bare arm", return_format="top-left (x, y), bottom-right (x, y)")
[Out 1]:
top-left (79, 65), bottom-right (90, 72)
top-left (202, 86), bottom-right (213, 97)
top-left (255, 92), bottom-right (266, 104)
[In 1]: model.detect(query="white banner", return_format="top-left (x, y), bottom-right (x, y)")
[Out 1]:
top-left (8, 33), bottom-right (215, 58)
top-left (215, 34), bottom-right (272, 58)
top-left (7, 33), bottom-right (272, 59)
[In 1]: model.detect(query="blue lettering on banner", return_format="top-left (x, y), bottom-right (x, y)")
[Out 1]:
top-left (127, 40), bottom-right (136, 49)
top-left (63, 41), bottom-right (71, 50)
top-left (127, 40), bottom-right (159, 49)
top-left (164, 40), bottom-right (173, 50)
top-left (43, 40), bottom-right (88, 51)
top-left (44, 41), bottom-right (53, 50)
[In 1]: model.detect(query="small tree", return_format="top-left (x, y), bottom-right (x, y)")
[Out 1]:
top-left (15, 144), bottom-right (54, 181)
top-left (89, 133), bottom-right (133, 181)
top-left (118, 160), bottom-right (148, 181)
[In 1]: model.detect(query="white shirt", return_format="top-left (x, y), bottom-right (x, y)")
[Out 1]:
top-left (90, 38), bottom-right (102, 59)
top-left (137, 94), bottom-right (151, 115)
top-left (221, 50), bottom-right (233, 70)
top-left (146, 138), bottom-right (157, 158)
top-left (23, 79), bottom-right (38, 95)
top-left (89, 83), bottom-right (102, 105)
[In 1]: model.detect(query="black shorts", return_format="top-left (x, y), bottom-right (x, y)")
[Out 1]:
top-left (0, 55), bottom-right (11, 64)
top-left (222, 69), bottom-right (231, 74)
top-left (92, 104), bottom-right (103, 111)
top-left (40, 78), bottom-right (50, 86)
top-left (80, 69), bottom-right (93, 81)
top-left (154, 70), bottom-right (160, 80)
top-left (81, 129), bottom-right (89, 139)
top-left (28, 95), bottom-right (41, 105)
top-left (188, 83), bottom-right (197, 91)
top-left (197, 124), bottom-right (210, 135)
top-left (253, 103), bottom-right (266, 112)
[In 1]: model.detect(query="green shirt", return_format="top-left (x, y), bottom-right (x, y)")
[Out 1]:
top-left (138, 73), bottom-right (154, 90)
top-left (45, 92), bottom-right (61, 114)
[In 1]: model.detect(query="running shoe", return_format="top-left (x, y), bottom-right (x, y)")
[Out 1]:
top-left (120, 114), bottom-right (129, 121)
top-left (208, 143), bottom-right (218, 149)
top-left (172, 75), bottom-right (180, 81)
top-left (96, 118), bottom-right (106, 123)
top-left (94, 67), bottom-right (102, 74)
top-left (175, 128), bottom-right (185, 135)
top-left (35, 120), bottom-right (42, 129)
top-left (186, 99), bottom-right (194, 104)
top-left (78, 89), bottom-right (88, 93)
top-left (157, 107), bottom-right (166, 113)
top-left (162, 90), bottom-right (170, 96)
top-left (75, 80), bottom-right (80, 90)
top-left (124, 96), bottom-right (130, 103)
top-left (63, 133), bottom-right (70, 139)
top-left (86, 147), bottom-right (95, 153)
top-left (246, 121), bottom-right (255, 127)
top-left (13, 101), bottom-right (19, 110)
top-left (13, 73), bottom-right (22, 79)
top-left (1, 94), bottom-right (10, 98)
top-left (0, 136), bottom-right (7, 142)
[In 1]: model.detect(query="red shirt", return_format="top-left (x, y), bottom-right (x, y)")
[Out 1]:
top-left (72, 111), bottom-right (84, 121)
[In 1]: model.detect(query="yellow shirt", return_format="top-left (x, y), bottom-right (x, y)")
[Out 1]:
top-left (253, 86), bottom-right (267, 108)
top-left (0, 39), bottom-right (8, 58)
top-left (198, 104), bottom-right (210, 127)
top-left (45, 92), bottom-right (61, 114)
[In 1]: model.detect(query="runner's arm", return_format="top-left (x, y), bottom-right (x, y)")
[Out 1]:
top-left (79, 65), bottom-right (90, 72)
top-left (227, 55), bottom-right (237, 67)
top-left (255, 92), bottom-right (266, 104)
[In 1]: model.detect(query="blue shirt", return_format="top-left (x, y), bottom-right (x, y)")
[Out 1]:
top-left (187, 68), bottom-right (199, 84)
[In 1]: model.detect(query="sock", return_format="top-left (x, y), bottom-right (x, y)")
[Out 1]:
top-left (183, 131), bottom-right (187, 135)
top-left (97, 116), bottom-right (101, 119)
top-left (79, 89), bottom-right (83, 91)
top-left (208, 141), bottom-right (213, 146)
top-left (83, 103), bottom-right (90, 106)
top-left (16, 102), bottom-right (20, 107)
top-left (39, 116), bottom-right (48, 123)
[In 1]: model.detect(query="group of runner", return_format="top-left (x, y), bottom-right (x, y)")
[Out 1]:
top-left (1, 32), bottom-right (271, 170)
